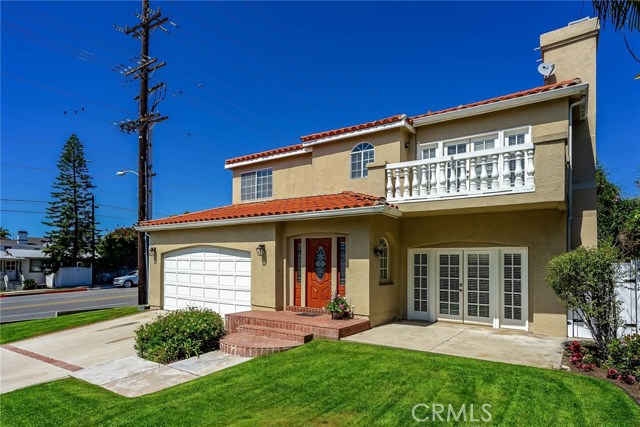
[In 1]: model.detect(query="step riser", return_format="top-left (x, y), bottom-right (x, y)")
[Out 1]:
top-left (238, 326), bottom-right (312, 343)
top-left (220, 341), bottom-right (297, 358)
top-left (228, 316), bottom-right (341, 340)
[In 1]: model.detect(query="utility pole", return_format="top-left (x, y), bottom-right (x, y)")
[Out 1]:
top-left (116, 0), bottom-right (169, 306)
top-left (91, 194), bottom-right (95, 286)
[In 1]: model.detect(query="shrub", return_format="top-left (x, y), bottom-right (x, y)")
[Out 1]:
top-left (22, 279), bottom-right (37, 290)
top-left (546, 245), bottom-right (622, 358)
top-left (134, 307), bottom-right (225, 364)
top-left (566, 340), bottom-right (597, 371)
top-left (606, 334), bottom-right (640, 384)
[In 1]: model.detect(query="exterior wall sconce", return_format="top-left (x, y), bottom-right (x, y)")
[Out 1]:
top-left (256, 243), bottom-right (266, 257)
top-left (149, 247), bottom-right (157, 263)
top-left (373, 240), bottom-right (386, 257)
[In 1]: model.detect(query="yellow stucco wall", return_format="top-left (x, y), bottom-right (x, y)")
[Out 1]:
top-left (398, 209), bottom-right (567, 336)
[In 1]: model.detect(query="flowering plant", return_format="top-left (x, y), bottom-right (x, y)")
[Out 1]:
top-left (326, 294), bottom-right (351, 314)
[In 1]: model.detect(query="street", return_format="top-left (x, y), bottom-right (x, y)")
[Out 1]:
top-left (0, 288), bottom-right (138, 323)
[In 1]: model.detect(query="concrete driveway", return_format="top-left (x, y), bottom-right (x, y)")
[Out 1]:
top-left (0, 310), bottom-right (162, 393)
top-left (343, 321), bottom-right (566, 369)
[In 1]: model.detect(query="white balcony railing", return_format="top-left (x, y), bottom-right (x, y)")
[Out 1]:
top-left (385, 143), bottom-right (535, 202)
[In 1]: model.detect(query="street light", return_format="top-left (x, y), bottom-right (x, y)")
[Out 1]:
top-left (116, 169), bottom-right (151, 307)
top-left (116, 170), bottom-right (138, 176)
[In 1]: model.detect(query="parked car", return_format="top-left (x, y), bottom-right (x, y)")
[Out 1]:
top-left (113, 271), bottom-right (138, 288)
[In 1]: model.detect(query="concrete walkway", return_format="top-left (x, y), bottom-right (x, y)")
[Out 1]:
top-left (343, 321), bottom-right (565, 369)
top-left (0, 310), bottom-right (249, 395)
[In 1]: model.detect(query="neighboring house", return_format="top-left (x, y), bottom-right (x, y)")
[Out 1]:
top-left (139, 19), bottom-right (599, 337)
top-left (0, 231), bottom-right (49, 285)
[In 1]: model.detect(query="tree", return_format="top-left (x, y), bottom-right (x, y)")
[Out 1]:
top-left (0, 227), bottom-right (10, 240)
top-left (43, 134), bottom-right (96, 270)
top-left (591, 1), bottom-right (640, 78)
top-left (546, 246), bottom-right (622, 359)
top-left (597, 164), bottom-right (640, 258)
top-left (96, 227), bottom-right (137, 271)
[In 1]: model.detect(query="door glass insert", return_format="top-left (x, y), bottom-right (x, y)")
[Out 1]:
top-left (413, 253), bottom-right (428, 312)
top-left (315, 246), bottom-right (327, 280)
top-left (439, 254), bottom-right (460, 316)
top-left (466, 253), bottom-right (491, 318)
top-left (503, 253), bottom-right (523, 321)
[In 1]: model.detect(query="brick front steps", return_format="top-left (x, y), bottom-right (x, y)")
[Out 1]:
top-left (220, 310), bottom-right (370, 358)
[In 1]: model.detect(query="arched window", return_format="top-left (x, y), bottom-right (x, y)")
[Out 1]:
top-left (378, 238), bottom-right (389, 281)
top-left (350, 143), bottom-right (375, 178)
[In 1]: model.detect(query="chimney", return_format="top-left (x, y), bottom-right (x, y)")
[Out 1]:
top-left (540, 18), bottom-right (599, 248)
top-left (17, 231), bottom-right (28, 245)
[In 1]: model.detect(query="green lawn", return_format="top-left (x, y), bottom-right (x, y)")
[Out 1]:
top-left (1, 340), bottom-right (638, 426)
top-left (0, 306), bottom-right (139, 344)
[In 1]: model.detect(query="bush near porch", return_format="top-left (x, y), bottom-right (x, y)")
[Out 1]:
top-left (2, 340), bottom-right (639, 426)
top-left (134, 307), bottom-right (225, 364)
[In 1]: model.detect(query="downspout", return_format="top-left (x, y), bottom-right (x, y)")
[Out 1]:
top-left (567, 95), bottom-right (587, 251)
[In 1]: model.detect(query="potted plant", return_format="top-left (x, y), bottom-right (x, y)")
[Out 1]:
top-left (326, 294), bottom-right (351, 319)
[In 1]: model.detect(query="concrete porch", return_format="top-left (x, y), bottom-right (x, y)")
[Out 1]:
top-left (343, 320), bottom-right (566, 369)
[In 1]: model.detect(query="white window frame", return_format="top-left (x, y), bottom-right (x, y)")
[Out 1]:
top-left (240, 168), bottom-right (273, 201)
top-left (416, 126), bottom-right (532, 159)
top-left (350, 142), bottom-right (375, 179)
top-left (406, 247), bottom-right (528, 330)
top-left (378, 238), bottom-right (389, 282)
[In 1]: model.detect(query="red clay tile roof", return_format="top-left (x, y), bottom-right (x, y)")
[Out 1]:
top-left (224, 79), bottom-right (581, 167)
top-left (300, 114), bottom-right (407, 143)
top-left (410, 78), bottom-right (581, 121)
top-left (141, 191), bottom-right (395, 227)
top-left (225, 143), bottom-right (304, 166)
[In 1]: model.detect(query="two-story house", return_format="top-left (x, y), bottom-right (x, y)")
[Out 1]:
top-left (140, 19), bottom-right (599, 337)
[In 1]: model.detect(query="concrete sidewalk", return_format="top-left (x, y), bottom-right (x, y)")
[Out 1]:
top-left (343, 321), bottom-right (565, 369)
top-left (0, 310), bottom-right (249, 395)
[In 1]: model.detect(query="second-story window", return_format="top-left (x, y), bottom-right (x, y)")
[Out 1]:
top-left (350, 143), bottom-right (375, 179)
top-left (241, 168), bottom-right (272, 201)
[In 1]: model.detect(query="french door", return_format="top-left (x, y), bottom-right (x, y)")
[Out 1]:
top-left (407, 248), bottom-right (527, 329)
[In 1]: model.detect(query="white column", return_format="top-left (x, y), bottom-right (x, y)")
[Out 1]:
top-left (480, 156), bottom-right (488, 191)
top-left (438, 162), bottom-right (447, 194)
top-left (502, 152), bottom-right (511, 188)
top-left (469, 157), bottom-right (477, 192)
top-left (514, 151), bottom-right (523, 187)
top-left (491, 154), bottom-right (500, 189)
top-left (448, 160), bottom-right (457, 193)
top-left (394, 168), bottom-right (401, 199)
top-left (386, 169), bottom-right (393, 199)
top-left (459, 159), bottom-right (467, 192)
top-left (429, 164), bottom-right (437, 195)
top-left (526, 149), bottom-right (535, 186)
top-left (412, 166), bottom-right (419, 197)
top-left (420, 165), bottom-right (428, 196)
top-left (403, 167), bottom-right (410, 198)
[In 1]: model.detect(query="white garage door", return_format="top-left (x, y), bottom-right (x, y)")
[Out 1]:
top-left (163, 247), bottom-right (251, 316)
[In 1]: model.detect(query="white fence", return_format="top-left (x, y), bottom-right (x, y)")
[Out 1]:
top-left (567, 260), bottom-right (639, 338)
top-left (45, 267), bottom-right (93, 288)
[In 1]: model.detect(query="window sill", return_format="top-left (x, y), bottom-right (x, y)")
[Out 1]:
top-left (379, 281), bottom-right (394, 286)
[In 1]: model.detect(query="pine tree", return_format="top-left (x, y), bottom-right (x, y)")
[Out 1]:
top-left (43, 134), bottom-right (96, 270)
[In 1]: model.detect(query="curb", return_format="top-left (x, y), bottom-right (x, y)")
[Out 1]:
top-left (0, 287), bottom-right (89, 298)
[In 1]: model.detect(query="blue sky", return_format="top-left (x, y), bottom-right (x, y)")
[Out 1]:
top-left (1, 1), bottom-right (639, 238)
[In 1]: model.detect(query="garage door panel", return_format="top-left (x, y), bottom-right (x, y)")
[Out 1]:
top-left (204, 261), bottom-right (218, 272)
top-left (235, 290), bottom-right (251, 303)
top-left (236, 276), bottom-right (251, 288)
top-left (236, 261), bottom-right (251, 273)
top-left (204, 288), bottom-right (219, 299)
top-left (164, 247), bottom-right (252, 317)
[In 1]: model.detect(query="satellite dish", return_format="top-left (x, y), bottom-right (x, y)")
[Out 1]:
top-left (538, 62), bottom-right (555, 77)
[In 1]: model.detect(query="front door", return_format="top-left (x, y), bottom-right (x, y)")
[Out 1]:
top-left (5, 260), bottom-right (17, 281)
top-left (306, 238), bottom-right (332, 308)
